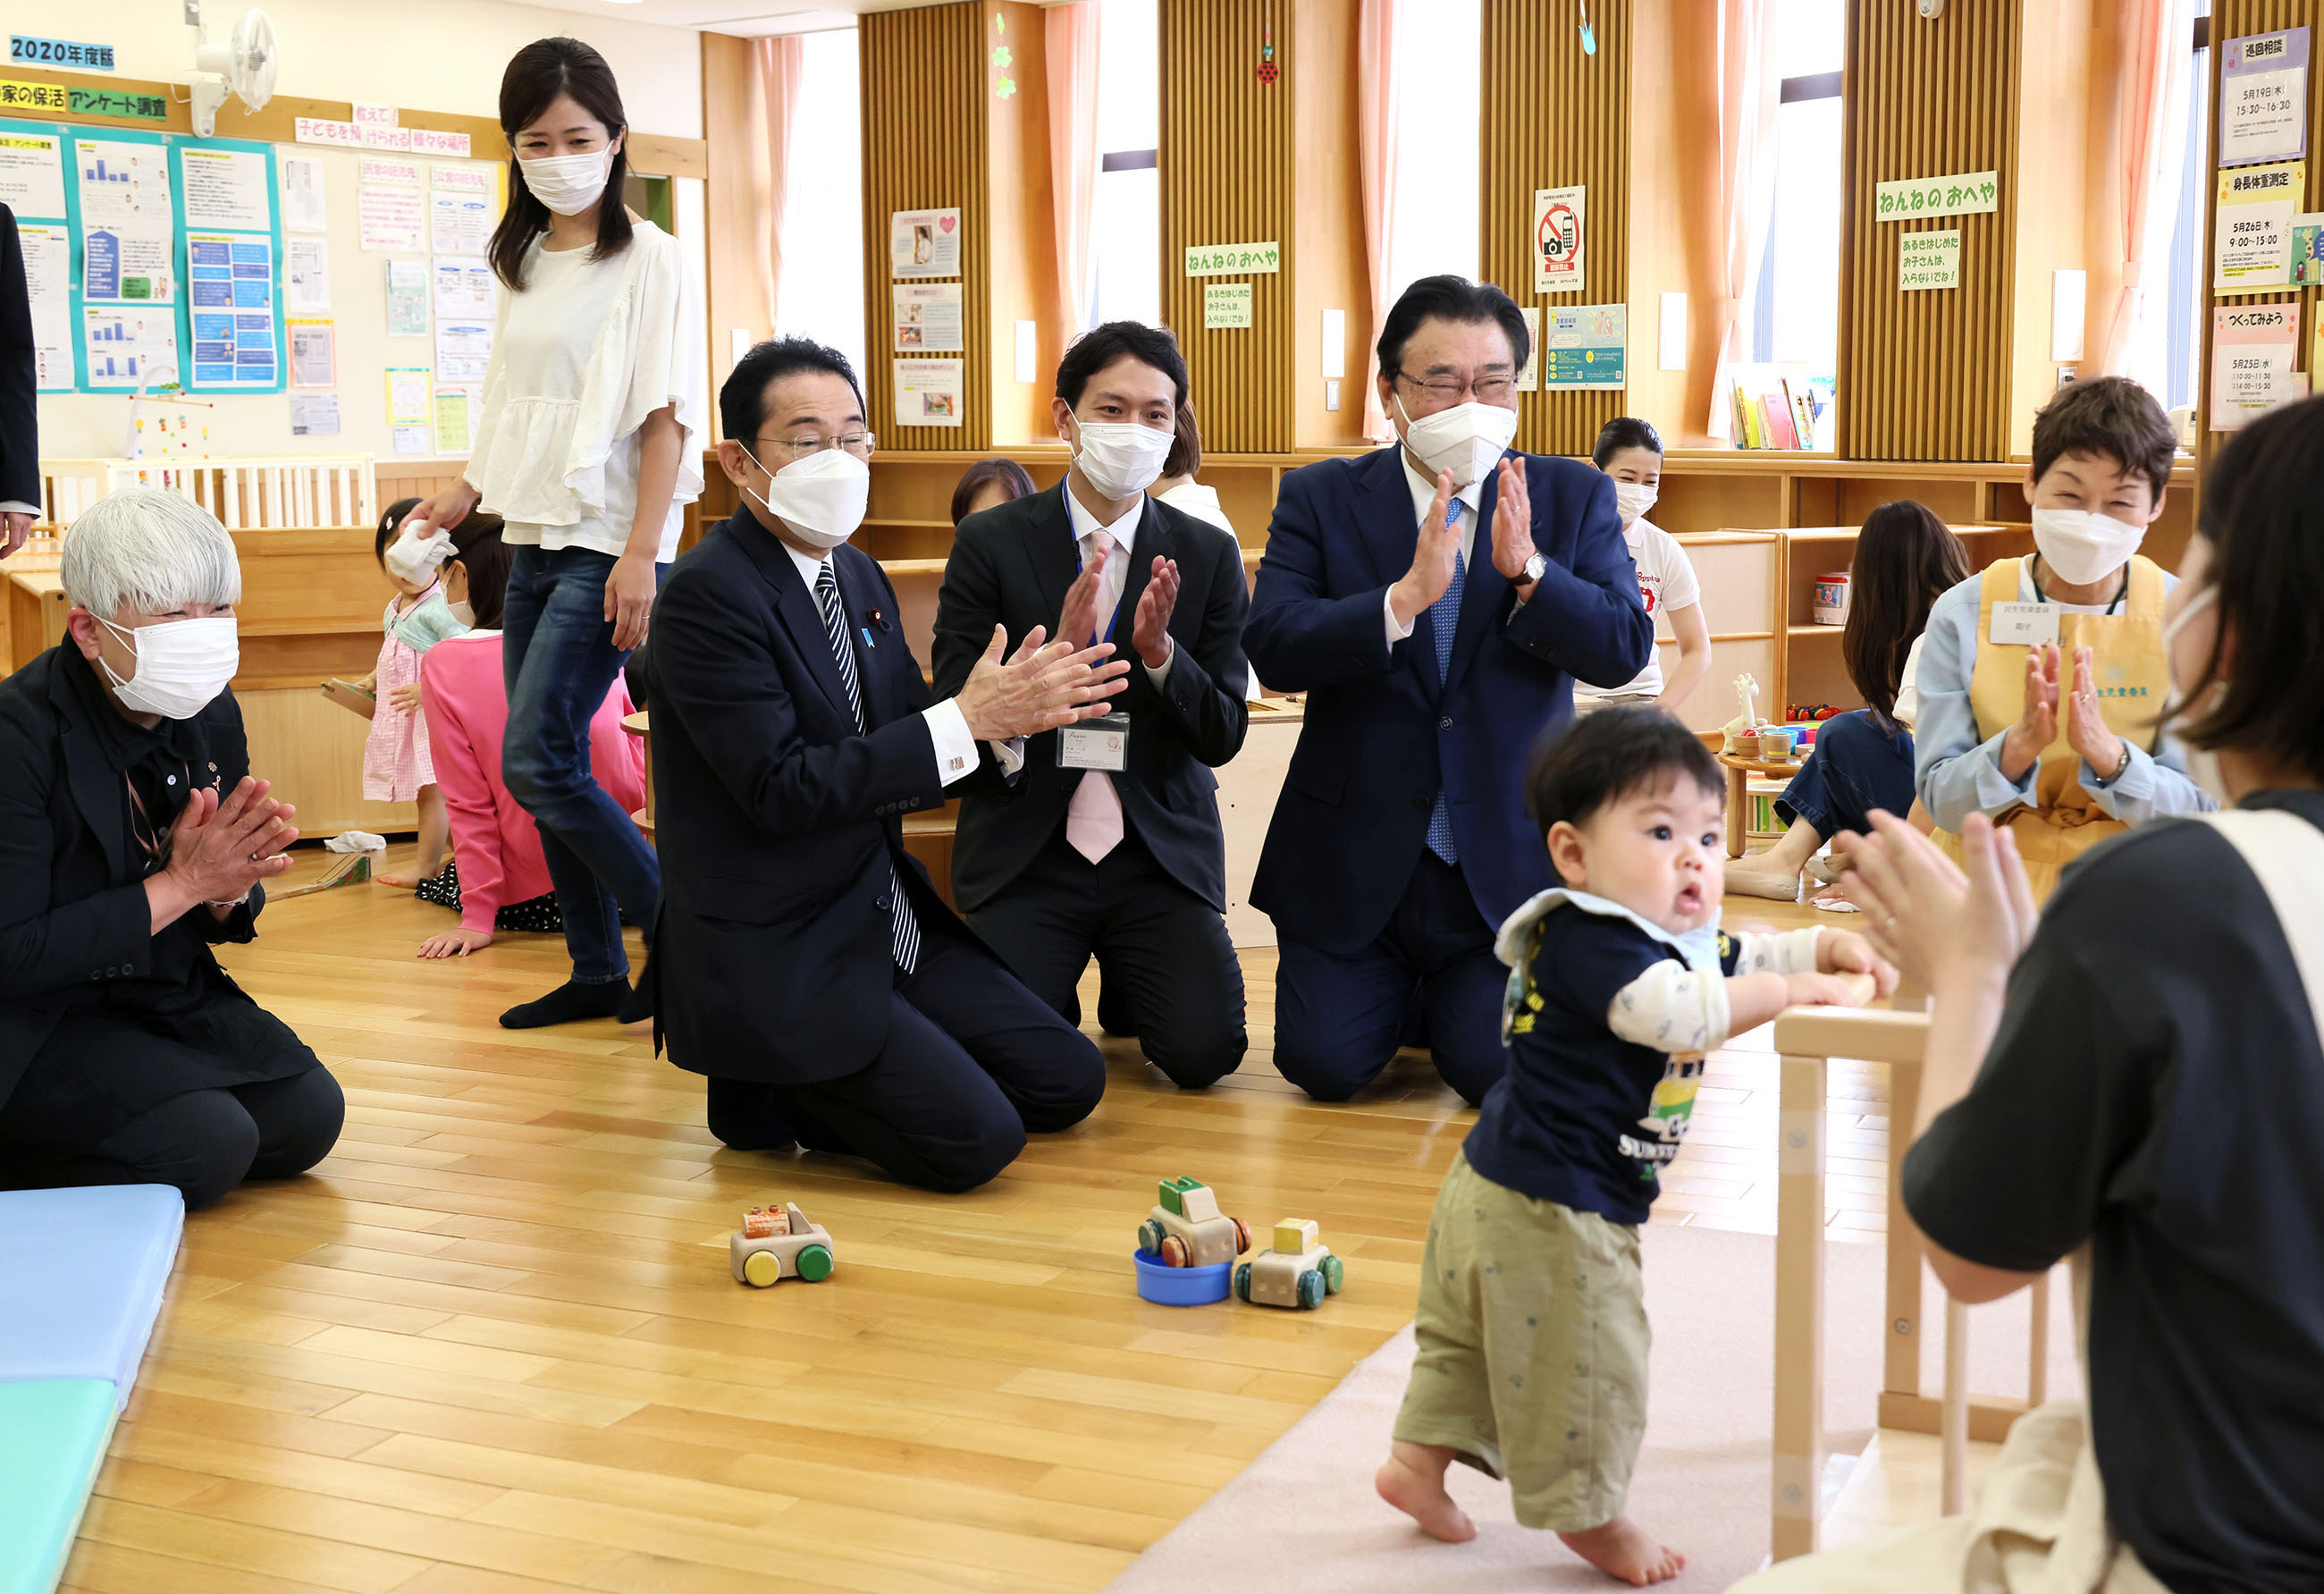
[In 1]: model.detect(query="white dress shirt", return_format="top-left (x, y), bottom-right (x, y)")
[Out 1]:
top-left (1384, 451), bottom-right (1486, 645)
top-left (782, 542), bottom-right (980, 787)
top-left (1061, 485), bottom-right (1175, 683)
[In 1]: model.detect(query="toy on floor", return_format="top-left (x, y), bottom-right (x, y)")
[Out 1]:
top-left (1235, 1219), bottom-right (1345, 1310)
top-left (1133, 1177), bottom-right (1251, 1306)
top-left (730, 1202), bottom-right (836, 1287)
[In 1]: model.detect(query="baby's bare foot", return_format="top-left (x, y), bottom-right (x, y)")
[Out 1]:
top-left (1375, 1446), bottom-right (1477, 1543)
top-left (1556, 1516), bottom-right (1684, 1586)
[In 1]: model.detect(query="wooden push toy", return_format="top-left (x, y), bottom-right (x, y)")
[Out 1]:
top-left (1133, 1177), bottom-right (1250, 1305)
top-left (729, 1202), bottom-right (836, 1287)
top-left (1235, 1219), bottom-right (1346, 1310)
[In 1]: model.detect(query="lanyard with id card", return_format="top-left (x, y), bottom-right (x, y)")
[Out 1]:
top-left (1059, 530), bottom-right (1133, 772)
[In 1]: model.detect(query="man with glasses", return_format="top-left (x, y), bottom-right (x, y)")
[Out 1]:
top-left (1244, 275), bottom-right (1652, 1104)
top-left (648, 338), bottom-right (1131, 1192)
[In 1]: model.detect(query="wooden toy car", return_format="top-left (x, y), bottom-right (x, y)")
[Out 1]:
top-left (1136, 1177), bottom-right (1250, 1269)
top-left (1235, 1219), bottom-right (1345, 1310)
top-left (729, 1202), bottom-right (836, 1287)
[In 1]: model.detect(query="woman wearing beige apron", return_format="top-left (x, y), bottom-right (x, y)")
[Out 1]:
top-left (1911, 379), bottom-right (2211, 900)
top-left (1739, 394), bottom-right (2324, 1594)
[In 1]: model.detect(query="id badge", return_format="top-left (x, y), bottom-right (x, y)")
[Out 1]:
top-left (1990, 601), bottom-right (2060, 647)
top-left (1057, 711), bottom-right (1130, 772)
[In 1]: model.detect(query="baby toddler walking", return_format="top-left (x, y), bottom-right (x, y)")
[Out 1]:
top-left (1377, 708), bottom-right (1892, 1585)
top-left (362, 498), bottom-right (473, 888)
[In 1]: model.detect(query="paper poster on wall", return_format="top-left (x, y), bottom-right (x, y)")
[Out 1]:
top-left (76, 138), bottom-right (169, 224)
top-left (432, 257), bottom-right (494, 318)
top-left (1532, 186), bottom-right (1586, 293)
top-left (430, 191), bottom-right (492, 256)
top-left (2290, 214), bottom-right (2324, 287)
top-left (1899, 228), bottom-right (1962, 291)
top-left (434, 321), bottom-right (492, 384)
top-left (293, 117), bottom-right (362, 149)
top-left (362, 126), bottom-right (415, 155)
top-left (81, 304), bottom-right (178, 389)
top-left (2210, 302), bottom-right (2302, 430)
top-left (285, 237), bottom-right (330, 313)
top-left (280, 155), bottom-right (326, 233)
top-left (81, 224), bottom-right (172, 303)
top-left (888, 207), bottom-right (961, 279)
top-left (1874, 169), bottom-right (1999, 223)
top-left (434, 388), bottom-right (477, 455)
top-left (1540, 304), bottom-right (1626, 390)
top-left (0, 129), bottom-right (65, 215)
top-left (892, 283), bottom-right (964, 350)
top-left (432, 163), bottom-right (493, 196)
top-left (386, 367), bottom-right (432, 426)
top-left (386, 259), bottom-right (429, 337)
top-left (18, 221), bottom-right (72, 389)
top-left (187, 233), bottom-right (277, 388)
top-left (1515, 307), bottom-right (1540, 392)
top-left (360, 156), bottom-right (423, 188)
top-left (892, 358), bottom-right (964, 427)
top-left (2220, 29), bottom-right (2310, 167)
top-left (288, 317), bottom-right (335, 387)
top-left (1201, 282), bottom-right (1253, 329)
top-left (351, 101), bottom-right (398, 131)
top-left (289, 392), bottom-right (341, 435)
top-left (2215, 161), bottom-right (2305, 292)
top-left (408, 130), bottom-right (471, 159)
top-left (360, 186), bottom-right (425, 251)
top-left (179, 146), bottom-right (271, 231)
top-left (1183, 241), bottom-right (1281, 276)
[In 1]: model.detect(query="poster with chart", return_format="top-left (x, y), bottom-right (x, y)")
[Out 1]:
top-left (81, 304), bottom-right (179, 390)
top-left (19, 221), bottom-right (73, 389)
top-left (0, 129), bottom-right (65, 215)
top-left (2220, 29), bottom-right (2310, 167)
top-left (888, 207), bottom-right (961, 279)
top-left (76, 138), bottom-right (169, 224)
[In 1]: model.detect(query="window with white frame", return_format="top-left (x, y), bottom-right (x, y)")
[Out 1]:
top-left (1089, 0), bottom-right (1161, 330)
top-left (774, 28), bottom-right (868, 393)
top-left (1748, 0), bottom-right (1845, 376)
top-left (1385, 0), bottom-right (1482, 308)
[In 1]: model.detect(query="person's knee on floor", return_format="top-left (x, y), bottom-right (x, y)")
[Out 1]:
top-left (94, 1089), bottom-right (262, 1210)
top-left (1010, 1028), bottom-right (1107, 1133)
top-left (1140, 1013), bottom-right (1248, 1091)
top-left (238, 1069), bottom-right (346, 1180)
top-left (1274, 1024), bottom-right (1397, 1102)
top-left (914, 1105), bottom-right (1029, 1194)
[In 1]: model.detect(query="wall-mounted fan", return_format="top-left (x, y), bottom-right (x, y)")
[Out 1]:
top-left (186, 5), bottom-right (278, 138)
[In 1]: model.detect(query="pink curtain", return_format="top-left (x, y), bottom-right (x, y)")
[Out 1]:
top-left (1705, 0), bottom-right (1780, 438)
top-left (2094, 0), bottom-right (2193, 376)
top-left (1047, 3), bottom-right (1103, 338)
top-left (1357, 0), bottom-right (1402, 442)
top-left (754, 36), bottom-right (805, 329)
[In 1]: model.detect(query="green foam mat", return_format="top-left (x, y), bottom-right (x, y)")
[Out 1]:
top-left (0, 1380), bottom-right (116, 1594)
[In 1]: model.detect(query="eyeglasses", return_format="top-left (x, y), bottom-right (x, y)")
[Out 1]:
top-left (759, 432), bottom-right (878, 463)
top-left (1394, 372), bottom-right (1517, 406)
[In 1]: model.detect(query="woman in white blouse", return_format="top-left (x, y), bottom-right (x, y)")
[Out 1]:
top-left (406, 38), bottom-right (701, 1029)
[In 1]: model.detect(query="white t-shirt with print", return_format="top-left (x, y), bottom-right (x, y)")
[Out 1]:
top-left (1575, 517), bottom-right (1700, 700)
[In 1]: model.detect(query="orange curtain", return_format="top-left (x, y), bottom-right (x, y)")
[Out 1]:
top-left (1047, 2), bottom-right (1103, 339)
top-left (1357, 0), bottom-right (1402, 443)
top-left (1705, 0), bottom-right (1780, 437)
top-left (2092, 0), bottom-right (2193, 376)
top-left (755, 36), bottom-right (806, 331)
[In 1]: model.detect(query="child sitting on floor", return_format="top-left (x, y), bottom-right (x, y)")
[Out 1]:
top-left (1376, 707), bottom-right (1892, 1586)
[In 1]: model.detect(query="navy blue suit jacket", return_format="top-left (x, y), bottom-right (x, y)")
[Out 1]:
top-left (1242, 445), bottom-right (1651, 953)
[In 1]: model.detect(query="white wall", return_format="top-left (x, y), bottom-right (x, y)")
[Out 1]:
top-left (24, 0), bottom-right (707, 471)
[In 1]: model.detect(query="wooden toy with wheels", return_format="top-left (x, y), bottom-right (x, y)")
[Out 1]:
top-left (1136, 1177), bottom-right (1250, 1269)
top-left (729, 1202), bottom-right (837, 1287)
top-left (1234, 1219), bottom-right (1345, 1310)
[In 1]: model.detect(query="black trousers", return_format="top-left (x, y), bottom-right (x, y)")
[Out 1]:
top-left (705, 925), bottom-right (1105, 1193)
top-left (2, 1070), bottom-right (345, 1211)
top-left (966, 825), bottom-right (1246, 1090)
top-left (1273, 851), bottom-right (1508, 1106)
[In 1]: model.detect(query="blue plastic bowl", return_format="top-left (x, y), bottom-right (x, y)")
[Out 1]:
top-left (1132, 1248), bottom-right (1233, 1306)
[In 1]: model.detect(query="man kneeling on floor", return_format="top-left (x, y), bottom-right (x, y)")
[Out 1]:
top-left (649, 337), bottom-right (1129, 1193)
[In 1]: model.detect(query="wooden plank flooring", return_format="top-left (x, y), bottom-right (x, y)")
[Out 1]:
top-left (61, 848), bottom-right (1888, 1593)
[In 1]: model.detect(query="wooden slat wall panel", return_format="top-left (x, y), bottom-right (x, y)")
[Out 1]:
top-left (1839, 0), bottom-right (2021, 460)
top-left (1479, 0), bottom-right (1631, 457)
top-left (2197, 1), bottom-right (2323, 460)
top-left (1161, 0), bottom-right (1297, 453)
top-left (863, 3), bottom-right (993, 451)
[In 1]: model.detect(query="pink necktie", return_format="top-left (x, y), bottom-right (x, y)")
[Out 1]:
top-left (1067, 771), bottom-right (1123, 863)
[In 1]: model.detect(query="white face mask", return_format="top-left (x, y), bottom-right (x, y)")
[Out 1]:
top-left (2159, 583), bottom-right (2230, 805)
top-left (447, 599), bottom-right (476, 628)
top-left (2031, 507), bottom-right (2146, 588)
top-left (519, 148), bottom-right (612, 216)
top-left (745, 445), bottom-right (871, 551)
top-left (97, 613), bottom-right (240, 721)
top-left (1612, 480), bottom-right (1659, 528)
top-left (1395, 392), bottom-right (1520, 489)
top-left (1067, 419), bottom-right (1175, 502)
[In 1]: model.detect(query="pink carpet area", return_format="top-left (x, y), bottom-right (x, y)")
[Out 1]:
top-left (1103, 1222), bottom-right (2081, 1593)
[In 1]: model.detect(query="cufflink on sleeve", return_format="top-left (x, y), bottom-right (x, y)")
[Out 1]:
top-left (947, 755), bottom-right (965, 773)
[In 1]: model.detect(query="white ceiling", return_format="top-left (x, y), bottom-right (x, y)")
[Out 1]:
top-left (509, 0), bottom-right (975, 38)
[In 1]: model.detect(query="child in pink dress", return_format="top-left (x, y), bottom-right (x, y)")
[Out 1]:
top-left (363, 501), bottom-right (471, 888)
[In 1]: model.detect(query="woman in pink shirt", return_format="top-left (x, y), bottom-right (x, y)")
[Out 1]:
top-left (416, 520), bottom-right (646, 958)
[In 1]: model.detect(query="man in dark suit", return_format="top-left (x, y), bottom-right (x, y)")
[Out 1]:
top-left (933, 324), bottom-right (1250, 1089)
top-left (1244, 276), bottom-right (1653, 1105)
top-left (1, 202), bottom-right (39, 554)
top-left (649, 338), bottom-right (1131, 1193)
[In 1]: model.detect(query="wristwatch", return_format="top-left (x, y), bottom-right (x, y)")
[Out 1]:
top-left (1518, 552), bottom-right (1547, 589)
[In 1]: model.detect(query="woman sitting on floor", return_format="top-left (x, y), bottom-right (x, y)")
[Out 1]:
top-left (0, 490), bottom-right (343, 1209)
top-left (412, 506), bottom-right (647, 959)
top-left (1728, 501), bottom-right (1969, 900)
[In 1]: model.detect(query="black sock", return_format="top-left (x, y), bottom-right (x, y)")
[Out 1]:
top-left (616, 978), bottom-right (654, 1025)
top-left (499, 978), bottom-right (628, 1030)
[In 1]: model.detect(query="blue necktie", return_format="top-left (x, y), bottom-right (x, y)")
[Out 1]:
top-left (1424, 498), bottom-right (1463, 866)
top-left (816, 560), bottom-right (920, 974)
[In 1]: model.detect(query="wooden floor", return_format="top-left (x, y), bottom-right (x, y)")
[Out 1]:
top-left (60, 848), bottom-right (1889, 1594)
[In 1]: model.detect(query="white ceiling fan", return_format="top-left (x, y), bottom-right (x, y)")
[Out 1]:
top-left (184, 3), bottom-right (279, 138)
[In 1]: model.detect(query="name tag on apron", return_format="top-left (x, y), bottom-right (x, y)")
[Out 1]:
top-left (1057, 712), bottom-right (1131, 772)
top-left (1990, 602), bottom-right (2060, 646)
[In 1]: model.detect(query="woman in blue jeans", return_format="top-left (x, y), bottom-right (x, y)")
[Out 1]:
top-left (406, 38), bottom-right (701, 1026)
top-left (1728, 502), bottom-right (1969, 900)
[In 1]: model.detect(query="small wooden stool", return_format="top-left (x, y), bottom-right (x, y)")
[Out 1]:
top-left (1714, 752), bottom-right (1803, 859)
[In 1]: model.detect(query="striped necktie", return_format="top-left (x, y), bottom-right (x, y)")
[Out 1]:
top-left (1424, 496), bottom-right (1464, 865)
top-left (814, 559), bottom-right (920, 974)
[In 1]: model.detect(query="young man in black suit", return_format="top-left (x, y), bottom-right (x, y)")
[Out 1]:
top-left (0, 202), bottom-right (39, 554)
top-left (932, 325), bottom-right (1251, 1090)
top-left (648, 338), bottom-right (1130, 1193)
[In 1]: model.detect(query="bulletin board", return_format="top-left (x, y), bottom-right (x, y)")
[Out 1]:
top-left (0, 117), bottom-right (287, 395)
